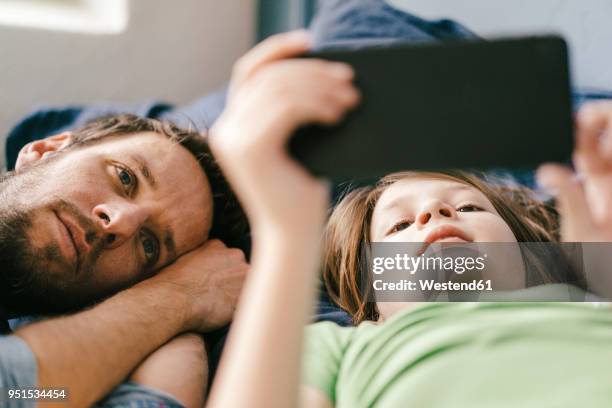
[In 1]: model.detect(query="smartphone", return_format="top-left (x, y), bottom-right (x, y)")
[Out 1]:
top-left (289, 36), bottom-right (573, 183)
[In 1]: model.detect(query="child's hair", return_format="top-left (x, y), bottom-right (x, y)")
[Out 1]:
top-left (323, 170), bottom-right (575, 324)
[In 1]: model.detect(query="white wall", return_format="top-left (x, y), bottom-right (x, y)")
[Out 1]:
top-left (0, 0), bottom-right (256, 168)
top-left (389, 0), bottom-right (612, 91)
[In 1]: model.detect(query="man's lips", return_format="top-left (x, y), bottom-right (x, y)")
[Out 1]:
top-left (55, 211), bottom-right (91, 274)
top-left (417, 225), bottom-right (472, 255)
top-left (54, 211), bottom-right (78, 272)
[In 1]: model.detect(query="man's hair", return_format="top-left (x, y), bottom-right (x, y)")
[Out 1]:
top-left (65, 114), bottom-right (249, 252)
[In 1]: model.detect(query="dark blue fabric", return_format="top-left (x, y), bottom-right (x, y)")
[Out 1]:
top-left (310, 0), bottom-right (479, 51)
top-left (159, 88), bottom-right (227, 132)
top-left (6, 102), bottom-right (174, 171)
top-left (0, 335), bottom-right (37, 408)
top-left (95, 382), bottom-right (185, 408)
top-left (316, 286), bottom-right (353, 326)
top-left (573, 89), bottom-right (612, 110)
top-left (6, 107), bottom-right (83, 171)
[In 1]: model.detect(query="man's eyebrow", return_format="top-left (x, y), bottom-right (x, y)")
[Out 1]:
top-left (130, 154), bottom-right (157, 190)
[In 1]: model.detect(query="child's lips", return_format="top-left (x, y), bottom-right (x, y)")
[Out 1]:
top-left (418, 225), bottom-right (472, 255)
top-left (432, 236), bottom-right (469, 243)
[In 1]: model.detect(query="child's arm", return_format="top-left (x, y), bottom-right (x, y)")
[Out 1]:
top-left (206, 31), bottom-right (359, 408)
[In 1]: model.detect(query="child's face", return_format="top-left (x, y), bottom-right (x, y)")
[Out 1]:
top-left (370, 177), bottom-right (517, 243)
top-left (370, 176), bottom-right (525, 321)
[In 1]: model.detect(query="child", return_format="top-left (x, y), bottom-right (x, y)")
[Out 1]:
top-left (322, 169), bottom-right (583, 323)
top-left (206, 31), bottom-right (612, 407)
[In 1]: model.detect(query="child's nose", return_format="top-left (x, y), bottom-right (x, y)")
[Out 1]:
top-left (416, 200), bottom-right (455, 226)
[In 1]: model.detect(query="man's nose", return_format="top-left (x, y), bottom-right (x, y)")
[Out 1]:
top-left (92, 202), bottom-right (149, 248)
top-left (415, 200), bottom-right (456, 228)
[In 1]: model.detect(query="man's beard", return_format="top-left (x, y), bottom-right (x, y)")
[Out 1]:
top-left (0, 163), bottom-right (103, 316)
top-left (0, 199), bottom-right (45, 314)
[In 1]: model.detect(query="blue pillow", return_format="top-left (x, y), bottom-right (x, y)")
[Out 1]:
top-left (5, 91), bottom-right (225, 171)
top-left (310, 0), bottom-right (479, 50)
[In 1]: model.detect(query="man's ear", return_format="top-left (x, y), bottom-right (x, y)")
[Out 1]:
top-left (15, 132), bottom-right (72, 171)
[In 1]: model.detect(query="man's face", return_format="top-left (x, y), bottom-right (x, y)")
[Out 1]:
top-left (1, 132), bottom-right (212, 310)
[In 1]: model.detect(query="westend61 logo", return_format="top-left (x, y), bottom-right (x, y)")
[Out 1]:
top-left (365, 242), bottom-right (612, 302)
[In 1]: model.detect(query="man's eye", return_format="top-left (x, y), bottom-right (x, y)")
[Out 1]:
top-left (114, 165), bottom-right (136, 194)
top-left (389, 220), bottom-right (413, 234)
top-left (139, 230), bottom-right (160, 267)
top-left (457, 204), bottom-right (483, 213)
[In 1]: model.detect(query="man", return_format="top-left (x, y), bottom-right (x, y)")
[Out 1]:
top-left (1, 114), bottom-right (248, 314)
top-left (0, 113), bottom-right (249, 407)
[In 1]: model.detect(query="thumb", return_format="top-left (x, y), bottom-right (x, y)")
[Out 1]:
top-left (536, 163), bottom-right (594, 241)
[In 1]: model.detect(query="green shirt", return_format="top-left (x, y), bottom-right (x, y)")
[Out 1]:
top-left (303, 298), bottom-right (612, 407)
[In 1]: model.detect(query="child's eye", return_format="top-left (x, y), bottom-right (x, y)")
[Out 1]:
top-left (457, 204), bottom-right (483, 213)
top-left (389, 220), bottom-right (413, 234)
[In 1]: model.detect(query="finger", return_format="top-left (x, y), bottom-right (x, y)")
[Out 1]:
top-left (298, 78), bottom-right (360, 126)
top-left (321, 85), bottom-right (361, 120)
top-left (601, 128), bottom-right (612, 162)
top-left (536, 163), bottom-right (595, 241)
top-left (278, 58), bottom-right (355, 81)
top-left (291, 60), bottom-right (359, 100)
top-left (263, 60), bottom-right (359, 127)
top-left (233, 30), bottom-right (311, 84)
top-left (308, 68), bottom-right (360, 113)
top-left (584, 104), bottom-right (612, 161)
top-left (574, 103), bottom-right (611, 173)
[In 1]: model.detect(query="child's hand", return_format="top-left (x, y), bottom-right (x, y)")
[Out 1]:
top-left (210, 31), bottom-right (360, 237)
top-left (537, 102), bottom-right (612, 241)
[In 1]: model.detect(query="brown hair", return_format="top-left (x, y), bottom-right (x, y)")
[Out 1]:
top-left (323, 170), bottom-right (566, 324)
top-left (65, 114), bottom-right (248, 251)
